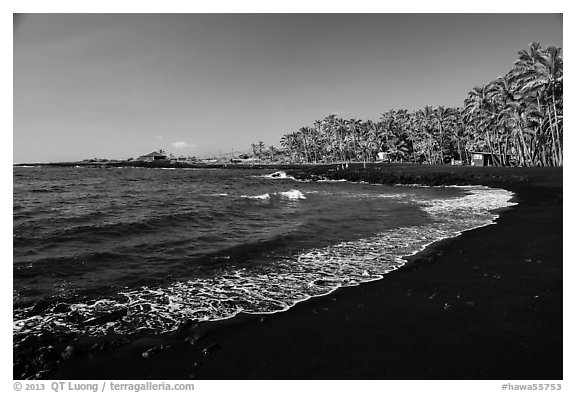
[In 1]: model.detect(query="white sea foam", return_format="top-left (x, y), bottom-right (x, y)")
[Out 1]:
top-left (241, 193), bottom-right (270, 200)
top-left (241, 190), bottom-right (306, 200)
top-left (13, 185), bottom-right (517, 342)
top-left (260, 171), bottom-right (296, 180)
top-left (317, 178), bottom-right (348, 182)
top-left (279, 189), bottom-right (306, 200)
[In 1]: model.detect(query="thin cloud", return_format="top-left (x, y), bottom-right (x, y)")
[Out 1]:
top-left (153, 135), bottom-right (163, 140)
top-left (172, 141), bottom-right (195, 149)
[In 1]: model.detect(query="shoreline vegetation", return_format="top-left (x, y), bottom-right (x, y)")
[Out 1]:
top-left (267, 42), bottom-right (562, 168)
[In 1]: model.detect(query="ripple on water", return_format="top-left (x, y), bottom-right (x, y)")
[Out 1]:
top-left (13, 186), bottom-right (516, 343)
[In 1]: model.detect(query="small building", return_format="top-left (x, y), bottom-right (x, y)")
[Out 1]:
top-left (137, 151), bottom-right (167, 162)
top-left (470, 152), bottom-right (490, 166)
top-left (469, 151), bottom-right (509, 166)
top-left (177, 156), bottom-right (191, 163)
top-left (469, 151), bottom-right (518, 166)
top-left (376, 152), bottom-right (388, 162)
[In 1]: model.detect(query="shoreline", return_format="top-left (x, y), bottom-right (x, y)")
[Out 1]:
top-left (36, 164), bottom-right (562, 380)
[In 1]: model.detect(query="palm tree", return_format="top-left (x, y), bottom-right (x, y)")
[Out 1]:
top-left (420, 106), bottom-right (437, 163)
top-left (346, 118), bottom-right (362, 161)
top-left (451, 109), bottom-right (469, 163)
top-left (250, 141), bottom-right (266, 160)
top-left (280, 132), bottom-right (300, 162)
top-left (512, 43), bottom-right (563, 166)
top-left (298, 127), bottom-right (313, 163)
top-left (267, 145), bottom-right (279, 162)
top-left (335, 117), bottom-right (348, 162)
top-left (433, 106), bottom-right (455, 164)
top-left (464, 85), bottom-right (500, 160)
top-left (316, 115), bottom-right (341, 163)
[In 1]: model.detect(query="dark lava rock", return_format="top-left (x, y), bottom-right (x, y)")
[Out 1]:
top-left (202, 343), bottom-right (220, 356)
top-left (61, 345), bottom-right (75, 360)
top-left (20, 345), bottom-right (61, 378)
top-left (184, 334), bottom-right (201, 346)
top-left (141, 344), bottom-right (170, 359)
top-left (67, 310), bottom-right (85, 324)
top-left (31, 300), bottom-right (52, 314)
top-left (88, 337), bottom-right (130, 352)
top-left (177, 319), bottom-right (197, 331)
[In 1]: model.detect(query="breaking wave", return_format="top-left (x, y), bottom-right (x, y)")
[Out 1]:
top-left (260, 171), bottom-right (296, 180)
top-left (241, 189), bottom-right (306, 200)
top-left (278, 190), bottom-right (306, 200)
top-left (241, 193), bottom-right (271, 200)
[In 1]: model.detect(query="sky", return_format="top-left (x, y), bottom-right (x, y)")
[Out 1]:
top-left (13, 13), bottom-right (563, 163)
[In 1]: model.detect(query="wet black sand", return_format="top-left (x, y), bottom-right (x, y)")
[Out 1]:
top-left (40, 164), bottom-right (562, 380)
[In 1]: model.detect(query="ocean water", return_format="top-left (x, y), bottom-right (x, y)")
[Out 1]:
top-left (13, 167), bottom-right (516, 371)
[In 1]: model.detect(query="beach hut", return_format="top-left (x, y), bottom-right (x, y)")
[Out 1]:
top-left (470, 152), bottom-right (490, 166)
top-left (470, 151), bottom-right (508, 166)
top-left (469, 151), bottom-right (511, 166)
top-left (376, 152), bottom-right (387, 162)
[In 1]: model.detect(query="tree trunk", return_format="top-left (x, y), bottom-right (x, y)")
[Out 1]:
top-left (517, 126), bottom-right (532, 167)
top-left (546, 105), bottom-right (558, 166)
top-left (551, 91), bottom-right (562, 166)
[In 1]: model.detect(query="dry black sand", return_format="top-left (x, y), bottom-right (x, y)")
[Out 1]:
top-left (44, 164), bottom-right (562, 380)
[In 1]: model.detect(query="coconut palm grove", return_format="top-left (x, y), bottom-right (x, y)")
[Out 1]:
top-left (251, 42), bottom-right (562, 167)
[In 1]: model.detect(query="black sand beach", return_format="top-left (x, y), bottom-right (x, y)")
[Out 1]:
top-left (44, 164), bottom-right (562, 380)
